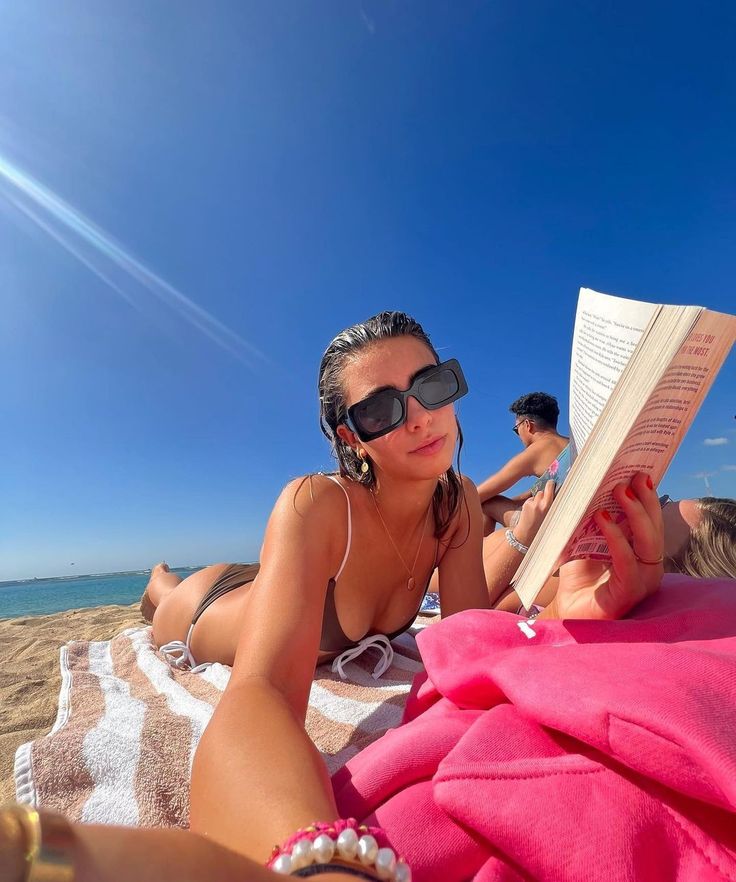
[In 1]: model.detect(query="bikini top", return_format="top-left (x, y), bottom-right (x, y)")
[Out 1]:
top-left (319, 474), bottom-right (438, 655)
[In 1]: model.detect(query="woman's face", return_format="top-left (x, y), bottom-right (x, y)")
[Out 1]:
top-left (661, 498), bottom-right (702, 571)
top-left (338, 336), bottom-right (459, 482)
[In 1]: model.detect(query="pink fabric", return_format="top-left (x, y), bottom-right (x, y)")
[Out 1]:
top-left (333, 576), bottom-right (736, 881)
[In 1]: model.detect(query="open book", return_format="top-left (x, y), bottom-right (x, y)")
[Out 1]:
top-left (513, 287), bottom-right (736, 609)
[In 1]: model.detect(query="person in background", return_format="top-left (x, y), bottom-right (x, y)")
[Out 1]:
top-left (659, 495), bottom-right (736, 579)
top-left (477, 391), bottom-right (569, 535)
top-left (490, 493), bottom-right (736, 613)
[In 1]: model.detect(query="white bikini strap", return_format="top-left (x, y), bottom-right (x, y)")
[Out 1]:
top-left (323, 474), bottom-right (352, 581)
top-left (159, 624), bottom-right (213, 674)
top-left (331, 633), bottom-right (394, 681)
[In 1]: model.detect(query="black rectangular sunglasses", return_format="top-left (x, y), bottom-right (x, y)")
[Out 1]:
top-left (345, 358), bottom-right (468, 441)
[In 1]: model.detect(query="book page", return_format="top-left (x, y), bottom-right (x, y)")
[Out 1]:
top-left (569, 289), bottom-right (658, 455)
top-left (513, 302), bottom-right (735, 609)
top-left (566, 310), bottom-right (736, 560)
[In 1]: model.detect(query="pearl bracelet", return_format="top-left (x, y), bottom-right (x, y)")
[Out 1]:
top-left (268, 818), bottom-right (411, 881)
top-left (504, 528), bottom-right (529, 555)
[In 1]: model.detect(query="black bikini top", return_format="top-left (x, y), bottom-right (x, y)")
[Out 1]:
top-left (318, 474), bottom-right (438, 654)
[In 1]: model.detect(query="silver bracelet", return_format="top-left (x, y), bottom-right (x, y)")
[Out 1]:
top-left (504, 529), bottom-right (529, 555)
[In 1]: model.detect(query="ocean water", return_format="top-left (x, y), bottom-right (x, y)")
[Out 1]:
top-left (0, 568), bottom-right (200, 619)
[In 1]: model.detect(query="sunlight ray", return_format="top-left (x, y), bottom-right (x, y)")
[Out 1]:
top-left (0, 153), bottom-right (267, 367)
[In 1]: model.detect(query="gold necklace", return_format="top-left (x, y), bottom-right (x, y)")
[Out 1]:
top-left (370, 492), bottom-right (432, 591)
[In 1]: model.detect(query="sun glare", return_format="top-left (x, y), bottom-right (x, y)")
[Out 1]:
top-left (0, 153), bottom-right (266, 368)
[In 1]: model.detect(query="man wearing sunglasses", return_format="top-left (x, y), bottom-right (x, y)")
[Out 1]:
top-left (476, 391), bottom-right (569, 536)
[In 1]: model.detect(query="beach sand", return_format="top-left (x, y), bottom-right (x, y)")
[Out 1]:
top-left (0, 603), bottom-right (145, 803)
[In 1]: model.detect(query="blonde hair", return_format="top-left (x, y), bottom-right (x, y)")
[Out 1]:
top-left (678, 497), bottom-right (736, 580)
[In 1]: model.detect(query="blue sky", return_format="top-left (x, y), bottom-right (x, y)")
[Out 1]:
top-left (1, 1), bottom-right (734, 582)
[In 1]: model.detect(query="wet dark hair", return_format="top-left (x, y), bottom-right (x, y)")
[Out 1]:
top-left (318, 310), bottom-right (466, 538)
top-left (509, 392), bottom-right (560, 430)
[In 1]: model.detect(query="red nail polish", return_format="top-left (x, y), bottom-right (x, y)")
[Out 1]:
top-left (625, 487), bottom-right (636, 500)
top-left (646, 475), bottom-right (654, 490)
top-left (600, 509), bottom-right (612, 521)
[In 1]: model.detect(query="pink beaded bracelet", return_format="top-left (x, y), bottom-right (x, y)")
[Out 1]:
top-left (267, 817), bottom-right (411, 880)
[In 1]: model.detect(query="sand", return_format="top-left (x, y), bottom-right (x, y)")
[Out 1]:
top-left (0, 602), bottom-right (146, 803)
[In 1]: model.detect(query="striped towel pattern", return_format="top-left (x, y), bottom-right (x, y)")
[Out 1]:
top-left (14, 620), bottom-right (429, 827)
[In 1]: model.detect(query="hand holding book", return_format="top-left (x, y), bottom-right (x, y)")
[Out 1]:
top-left (514, 288), bottom-right (736, 609)
top-left (541, 472), bottom-right (663, 621)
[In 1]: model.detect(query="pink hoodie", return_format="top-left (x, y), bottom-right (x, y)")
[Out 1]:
top-left (333, 576), bottom-right (736, 881)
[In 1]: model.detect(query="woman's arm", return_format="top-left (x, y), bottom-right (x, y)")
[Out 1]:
top-left (434, 477), bottom-right (490, 615)
top-left (189, 476), bottom-right (347, 862)
top-left (0, 808), bottom-right (372, 882)
top-left (63, 823), bottom-right (282, 882)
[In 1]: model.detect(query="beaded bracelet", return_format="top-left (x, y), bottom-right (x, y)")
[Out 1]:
top-left (504, 528), bottom-right (529, 555)
top-left (267, 817), bottom-right (411, 881)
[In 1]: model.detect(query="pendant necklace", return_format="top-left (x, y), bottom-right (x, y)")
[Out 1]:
top-left (370, 492), bottom-right (432, 591)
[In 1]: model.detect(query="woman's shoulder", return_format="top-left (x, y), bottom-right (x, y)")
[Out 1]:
top-left (276, 472), bottom-right (354, 522)
top-left (460, 473), bottom-right (480, 499)
top-left (263, 474), bottom-right (353, 571)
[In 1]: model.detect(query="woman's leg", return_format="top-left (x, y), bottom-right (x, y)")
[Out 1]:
top-left (146, 562), bottom-right (183, 604)
top-left (139, 562), bottom-right (184, 622)
top-left (483, 496), bottom-right (523, 531)
top-left (481, 500), bottom-right (498, 535)
top-left (483, 529), bottom-right (519, 605)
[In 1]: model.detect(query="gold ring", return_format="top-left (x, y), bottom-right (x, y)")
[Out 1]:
top-left (0, 803), bottom-right (75, 882)
top-left (635, 553), bottom-right (664, 566)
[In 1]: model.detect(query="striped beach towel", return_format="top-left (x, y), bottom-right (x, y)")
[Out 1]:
top-left (14, 621), bottom-right (429, 827)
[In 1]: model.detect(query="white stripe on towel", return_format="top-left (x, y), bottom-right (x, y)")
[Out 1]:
top-left (199, 662), bottom-right (232, 692)
top-left (127, 628), bottom-right (217, 772)
top-left (81, 641), bottom-right (146, 825)
top-left (13, 741), bottom-right (36, 806)
top-left (14, 641), bottom-right (76, 806)
top-left (50, 644), bottom-right (74, 734)
top-left (308, 682), bottom-right (404, 729)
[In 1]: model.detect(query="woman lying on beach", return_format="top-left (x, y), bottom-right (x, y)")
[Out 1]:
top-left (488, 492), bottom-right (736, 613)
top-left (1, 310), bottom-right (676, 881)
top-left (142, 311), bottom-right (490, 677)
top-left (1, 473), bottom-right (671, 881)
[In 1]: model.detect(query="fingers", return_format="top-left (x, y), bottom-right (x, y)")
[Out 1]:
top-left (515, 479), bottom-right (556, 545)
top-left (612, 472), bottom-right (664, 568)
top-left (553, 473), bottom-right (662, 622)
top-left (541, 477), bottom-right (556, 505)
top-left (592, 472), bottom-right (664, 618)
top-left (594, 508), bottom-right (640, 584)
top-left (592, 509), bottom-right (650, 617)
top-left (526, 479), bottom-right (556, 515)
top-left (630, 472), bottom-right (664, 537)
